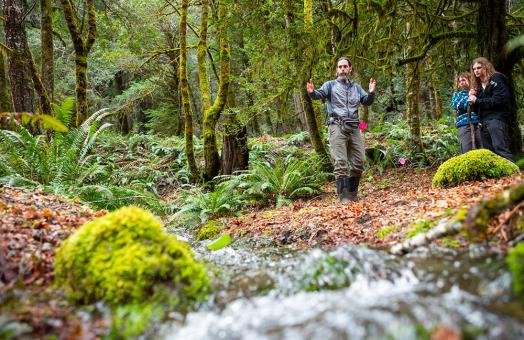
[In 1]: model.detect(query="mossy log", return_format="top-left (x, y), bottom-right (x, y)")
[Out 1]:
top-left (390, 180), bottom-right (524, 255)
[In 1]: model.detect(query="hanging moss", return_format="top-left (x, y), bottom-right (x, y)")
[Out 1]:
top-left (432, 149), bottom-right (519, 188)
top-left (507, 243), bottom-right (524, 301)
top-left (54, 206), bottom-right (209, 307)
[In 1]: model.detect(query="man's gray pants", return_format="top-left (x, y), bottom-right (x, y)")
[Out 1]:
top-left (328, 123), bottom-right (366, 179)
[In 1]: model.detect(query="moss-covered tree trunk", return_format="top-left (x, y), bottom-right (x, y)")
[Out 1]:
top-left (180, 0), bottom-right (200, 183)
top-left (197, 0), bottom-right (211, 115)
top-left (301, 0), bottom-right (330, 167)
top-left (0, 50), bottom-right (13, 113)
top-left (431, 73), bottom-right (442, 120)
top-left (4, 0), bottom-right (34, 113)
top-left (201, 0), bottom-right (230, 180)
top-left (40, 0), bottom-right (54, 101)
top-left (304, 0), bottom-right (313, 33)
top-left (301, 87), bottom-right (330, 162)
top-left (221, 112), bottom-right (248, 175)
top-left (59, 0), bottom-right (96, 126)
top-left (405, 61), bottom-right (423, 152)
top-left (27, 49), bottom-right (52, 116)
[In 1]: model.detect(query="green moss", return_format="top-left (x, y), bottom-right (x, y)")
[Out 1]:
top-left (407, 220), bottom-right (433, 238)
top-left (54, 206), bottom-right (209, 307)
top-left (507, 243), bottom-right (524, 301)
top-left (376, 225), bottom-right (396, 239)
top-left (196, 221), bottom-right (224, 240)
top-left (440, 237), bottom-right (461, 248)
top-left (432, 149), bottom-right (519, 188)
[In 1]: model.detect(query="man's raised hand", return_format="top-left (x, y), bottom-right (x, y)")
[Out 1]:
top-left (307, 79), bottom-right (314, 94)
top-left (369, 78), bottom-right (376, 93)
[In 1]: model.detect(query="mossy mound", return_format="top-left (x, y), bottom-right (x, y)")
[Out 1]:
top-left (54, 206), bottom-right (209, 306)
top-left (508, 243), bottom-right (524, 301)
top-left (432, 149), bottom-right (519, 188)
top-left (196, 221), bottom-right (224, 241)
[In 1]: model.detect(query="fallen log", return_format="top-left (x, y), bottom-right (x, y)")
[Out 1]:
top-left (390, 180), bottom-right (524, 255)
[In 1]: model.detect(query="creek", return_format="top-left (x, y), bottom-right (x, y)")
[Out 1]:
top-left (159, 234), bottom-right (524, 340)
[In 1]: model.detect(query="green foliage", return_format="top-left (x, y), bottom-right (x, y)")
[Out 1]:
top-left (144, 103), bottom-right (181, 136)
top-left (54, 206), bottom-right (210, 306)
top-left (196, 221), bottom-right (225, 240)
top-left (207, 234), bottom-right (233, 251)
top-left (507, 243), bottom-right (524, 302)
top-left (286, 131), bottom-right (310, 146)
top-left (243, 155), bottom-right (329, 207)
top-left (173, 182), bottom-right (245, 225)
top-left (367, 118), bottom-right (459, 172)
top-left (0, 108), bottom-right (112, 185)
top-left (432, 149), bottom-right (519, 188)
top-left (51, 97), bottom-right (75, 128)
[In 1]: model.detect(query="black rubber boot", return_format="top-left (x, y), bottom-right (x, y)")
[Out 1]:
top-left (336, 177), bottom-right (345, 196)
top-left (346, 176), bottom-right (360, 202)
top-left (336, 176), bottom-right (351, 203)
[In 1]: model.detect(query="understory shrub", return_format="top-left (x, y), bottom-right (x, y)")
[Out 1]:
top-left (432, 149), bottom-right (519, 188)
top-left (243, 155), bottom-right (330, 207)
top-left (54, 206), bottom-right (209, 307)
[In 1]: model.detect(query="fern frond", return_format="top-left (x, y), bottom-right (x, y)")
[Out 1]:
top-left (80, 108), bottom-right (111, 132)
top-left (80, 122), bottom-right (113, 162)
top-left (51, 97), bottom-right (75, 127)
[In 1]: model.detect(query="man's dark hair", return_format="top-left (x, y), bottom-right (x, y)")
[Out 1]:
top-left (336, 56), bottom-right (352, 66)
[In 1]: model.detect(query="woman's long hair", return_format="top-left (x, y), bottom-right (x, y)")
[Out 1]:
top-left (456, 71), bottom-right (472, 91)
top-left (471, 57), bottom-right (497, 90)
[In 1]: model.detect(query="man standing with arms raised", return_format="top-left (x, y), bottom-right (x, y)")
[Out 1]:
top-left (307, 56), bottom-right (376, 203)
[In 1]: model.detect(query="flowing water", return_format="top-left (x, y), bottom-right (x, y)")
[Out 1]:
top-left (159, 234), bottom-right (524, 340)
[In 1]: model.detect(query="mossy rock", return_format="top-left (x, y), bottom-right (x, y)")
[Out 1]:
top-left (508, 243), bottom-right (524, 301)
top-left (196, 221), bottom-right (224, 241)
top-left (54, 206), bottom-right (209, 307)
top-left (432, 149), bottom-right (519, 188)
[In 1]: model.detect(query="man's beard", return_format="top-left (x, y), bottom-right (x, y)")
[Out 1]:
top-left (337, 72), bottom-right (348, 80)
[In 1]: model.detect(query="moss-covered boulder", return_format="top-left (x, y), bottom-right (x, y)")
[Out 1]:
top-left (432, 149), bottom-right (519, 188)
top-left (508, 243), bottom-right (524, 302)
top-left (54, 206), bottom-right (209, 307)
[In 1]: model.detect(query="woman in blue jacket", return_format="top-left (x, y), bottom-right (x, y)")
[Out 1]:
top-left (451, 71), bottom-right (479, 154)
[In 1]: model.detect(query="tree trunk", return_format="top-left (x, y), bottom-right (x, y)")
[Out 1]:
top-left (59, 0), bottom-right (96, 126)
top-left (0, 50), bottom-right (13, 113)
top-left (304, 0), bottom-right (313, 33)
top-left (4, 0), bottom-right (34, 113)
top-left (27, 49), bottom-right (52, 116)
top-left (40, 0), bottom-right (54, 101)
top-left (180, 0), bottom-right (201, 183)
top-left (405, 61), bottom-right (423, 152)
top-left (431, 74), bottom-right (443, 120)
top-left (221, 112), bottom-right (248, 175)
top-left (301, 87), bottom-right (330, 161)
top-left (477, 0), bottom-right (507, 69)
top-left (477, 0), bottom-right (522, 157)
top-left (201, 0), bottom-right (230, 180)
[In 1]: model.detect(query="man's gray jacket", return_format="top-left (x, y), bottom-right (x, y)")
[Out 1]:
top-left (309, 78), bottom-right (375, 124)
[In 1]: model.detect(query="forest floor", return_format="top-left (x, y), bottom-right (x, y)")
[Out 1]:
top-left (1, 168), bottom-right (523, 338)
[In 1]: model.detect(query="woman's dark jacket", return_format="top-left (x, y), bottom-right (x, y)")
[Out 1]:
top-left (472, 73), bottom-right (513, 123)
